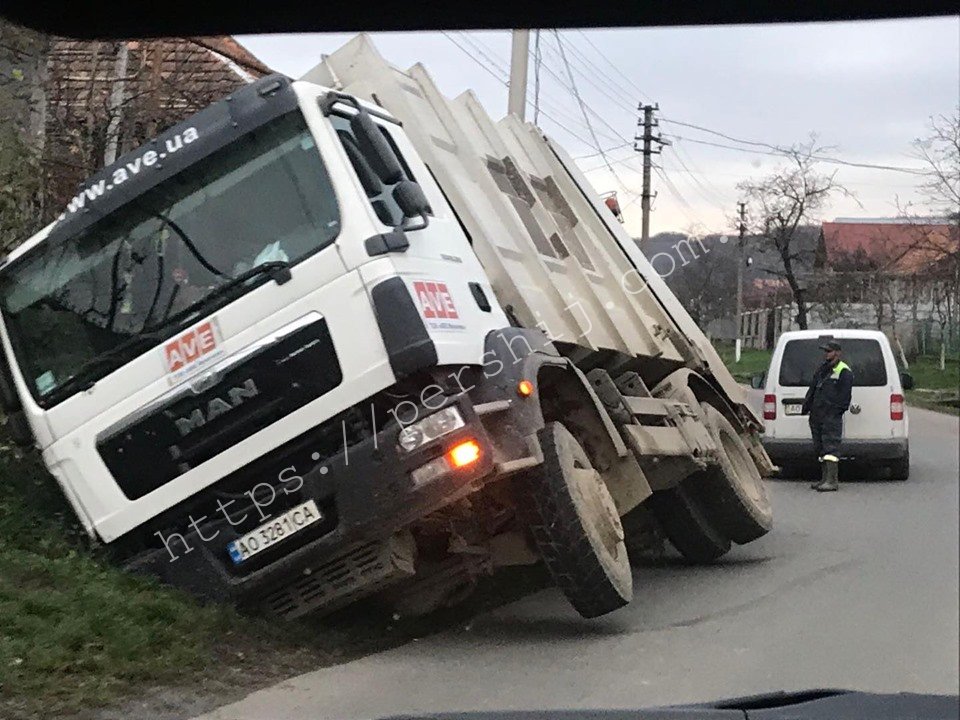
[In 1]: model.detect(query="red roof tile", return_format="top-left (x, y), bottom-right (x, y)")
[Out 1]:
top-left (821, 221), bottom-right (958, 274)
top-left (189, 37), bottom-right (273, 76)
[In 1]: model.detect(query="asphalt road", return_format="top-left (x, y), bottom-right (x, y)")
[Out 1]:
top-left (198, 402), bottom-right (959, 720)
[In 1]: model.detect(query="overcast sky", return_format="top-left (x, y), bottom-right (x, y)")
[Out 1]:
top-left (239, 18), bottom-right (959, 238)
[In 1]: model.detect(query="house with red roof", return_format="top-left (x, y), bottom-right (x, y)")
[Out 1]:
top-left (739, 217), bottom-right (958, 353)
top-left (819, 218), bottom-right (956, 276)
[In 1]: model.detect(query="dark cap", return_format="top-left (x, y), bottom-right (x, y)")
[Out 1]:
top-left (819, 340), bottom-right (842, 352)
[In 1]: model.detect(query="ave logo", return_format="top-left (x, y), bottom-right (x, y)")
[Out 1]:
top-left (413, 281), bottom-right (459, 320)
top-left (163, 320), bottom-right (221, 377)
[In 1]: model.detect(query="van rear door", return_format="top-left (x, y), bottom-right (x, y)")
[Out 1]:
top-left (773, 339), bottom-right (817, 437)
top-left (777, 337), bottom-right (892, 441)
top-left (833, 338), bottom-right (892, 440)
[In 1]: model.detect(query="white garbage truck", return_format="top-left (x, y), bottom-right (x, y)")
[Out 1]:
top-left (0, 35), bottom-right (773, 619)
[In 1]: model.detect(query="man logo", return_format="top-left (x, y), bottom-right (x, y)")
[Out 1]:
top-left (189, 370), bottom-right (221, 394)
top-left (172, 379), bottom-right (259, 437)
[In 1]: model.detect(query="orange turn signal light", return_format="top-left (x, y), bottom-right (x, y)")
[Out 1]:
top-left (517, 379), bottom-right (534, 397)
top-left (447, 439), bottom-right (482, 468)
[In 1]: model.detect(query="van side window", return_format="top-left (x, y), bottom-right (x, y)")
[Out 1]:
top-left (329, 114), bottom-right (412, 227)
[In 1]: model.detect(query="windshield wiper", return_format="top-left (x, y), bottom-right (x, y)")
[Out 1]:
top-left (148, 260), bottom-right (292, 332)
top-left (42, 261), bottom-right (293, 404)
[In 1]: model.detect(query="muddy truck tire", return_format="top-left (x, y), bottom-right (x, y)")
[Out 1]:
top-left (517, 421), bottom-right (633, 618)
top-left (696, 403), bottom-right (773, 544)
top-left (646, 480), bottom-right (731, 563)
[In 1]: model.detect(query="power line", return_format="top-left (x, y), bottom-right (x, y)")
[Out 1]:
top-left (553, 33), bottom-right (609, 167)
top-left (444, 32), bottom-right (719, 227)
top-left (534, 34), bottom-right (640, 119)
top-left (573, 142), bottom-right (632, 159)
top-left (661, 118), bottom-right (782, 151)
top-left (672, 138), bottom-right (734, 203)
top-left (573, 29), bottom-right (654, 103)
top-left (440, 32), bottom-right (614, 151)
top-left (662, 119), bottom-right (929, 175)
top-left (527, 34), bottom-right (633, 146)
top-left (667, 145), bottom-right (730, 210)
top-left (662, 133), bottom-right (783, 157)
top-left (655, 166), bottom-right (706, 229)
top-left (440, 31), bottom-right (509, 85)
top-left (561, 33), bottom-right (645, 109)
top-left (553, 31), bottom-right (643, 198)
top-left (454, 31), bottom-right (631, 149)
top-left (663, 155), bottom-right (726, 212)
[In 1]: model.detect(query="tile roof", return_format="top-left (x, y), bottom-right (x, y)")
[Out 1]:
top-left (188, 36), bottom-right (273, 76)
top-left (821, 220), bottom-right (958, 274)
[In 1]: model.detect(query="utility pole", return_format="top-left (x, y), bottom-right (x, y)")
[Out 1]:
top-left (735, 201), bottom-right (747, 363)
top-left (508, 30), bottom-right (530, 120)
top-left (634, 103), bottom-right (669, 243)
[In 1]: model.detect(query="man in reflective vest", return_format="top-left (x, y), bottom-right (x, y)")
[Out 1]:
top-left (801, 340), bottom-right (854, 492)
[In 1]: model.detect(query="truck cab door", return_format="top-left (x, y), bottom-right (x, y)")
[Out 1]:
top-left (324, 107), bottom-right (510, 368)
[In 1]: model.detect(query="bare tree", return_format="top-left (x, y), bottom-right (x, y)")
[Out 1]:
top-left (737, 138), bottom-right (854, 329)
top-left (0, 20), bottom-right (48, 249)
top-left (31, 37), bottom-right (262, 230)
top-left (909, 109), bottom-right (960, 366)
top-left (913, 108), bottom-right (960, 222)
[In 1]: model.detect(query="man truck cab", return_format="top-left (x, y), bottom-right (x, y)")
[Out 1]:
top-left (757, 329), bottom-right (911, 480)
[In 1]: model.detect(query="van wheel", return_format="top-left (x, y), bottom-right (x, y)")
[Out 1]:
top-left (696, 403), bottom-right (773, 544)
top-left (646, 479), bottom-right (731, 563)
top-left (517, 422), bottom-right (633, 618)
top-left (889, 449), bottom-right (910, 481)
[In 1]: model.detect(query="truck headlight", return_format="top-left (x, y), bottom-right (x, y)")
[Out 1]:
top-left (397, 407), bottom-right (465, 452)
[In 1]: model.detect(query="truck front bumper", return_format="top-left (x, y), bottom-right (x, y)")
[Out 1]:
top-left (129, 394), bottom-right (499, 619)
top-left (762, 437), bottom-right (908, 464)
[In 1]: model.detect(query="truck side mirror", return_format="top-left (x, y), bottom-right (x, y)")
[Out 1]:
top-left (750, 372), bottom-right (766, 389)
top-left (393, 180), bottom-right (432, 222)
top-left (340, 136), bottom-right (384, 198)
top-left (900, 371), bottom-right (914, 390)
top-left (349, 111), bottom-right (404, 185)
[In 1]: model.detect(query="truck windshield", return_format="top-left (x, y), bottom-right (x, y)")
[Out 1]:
top-left (0, 112), bottom-right (340, 405)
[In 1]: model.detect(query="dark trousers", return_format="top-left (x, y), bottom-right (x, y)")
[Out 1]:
top-left (809, 413), bottom-right (843, 460)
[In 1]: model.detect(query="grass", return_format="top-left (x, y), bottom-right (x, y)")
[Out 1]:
top-left (902, 353), bottom-right (960, 391)
top-left (712, 343), bottom-right (772, 383)
top-left (903, 353), bottom-right (960, 415)
top-left (0, 438), bottom-right (304, 718)
top-left (0, 430), bottom-right (548, 720)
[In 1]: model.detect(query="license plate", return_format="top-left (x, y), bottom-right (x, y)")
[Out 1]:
top-left (784, 404), bottom-right (803, 415)
top-left (227, 499), bottom-right (321, 565)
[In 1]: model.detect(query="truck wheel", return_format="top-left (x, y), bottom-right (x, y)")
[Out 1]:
top-left (697, 403), bottom-right (773, 544)
top-left (646, 480), bottom-right (731, 563)
top-left (888, 449), bottom-right (910, 481)
top-left (517, 421), bottom-right (633, 618)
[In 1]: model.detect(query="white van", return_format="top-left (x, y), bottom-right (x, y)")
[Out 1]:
top-left (754, 329), bottom-right (911, 479)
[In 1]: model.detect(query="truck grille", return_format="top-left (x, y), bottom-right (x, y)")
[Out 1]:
top-left (97, 317), bottom-right (342, 500)
top-left (262, 535), bottom-right (415, 619)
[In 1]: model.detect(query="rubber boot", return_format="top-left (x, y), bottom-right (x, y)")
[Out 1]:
top-left (815, 460), bottom-right (839, 492)
top-left (811, 458), bottom-right (824, 489)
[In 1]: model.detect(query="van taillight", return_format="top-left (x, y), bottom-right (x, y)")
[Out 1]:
top-left (890, 393), bottom-right (904, 421)
top-left (763, 394), bottom-right (777, 420)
